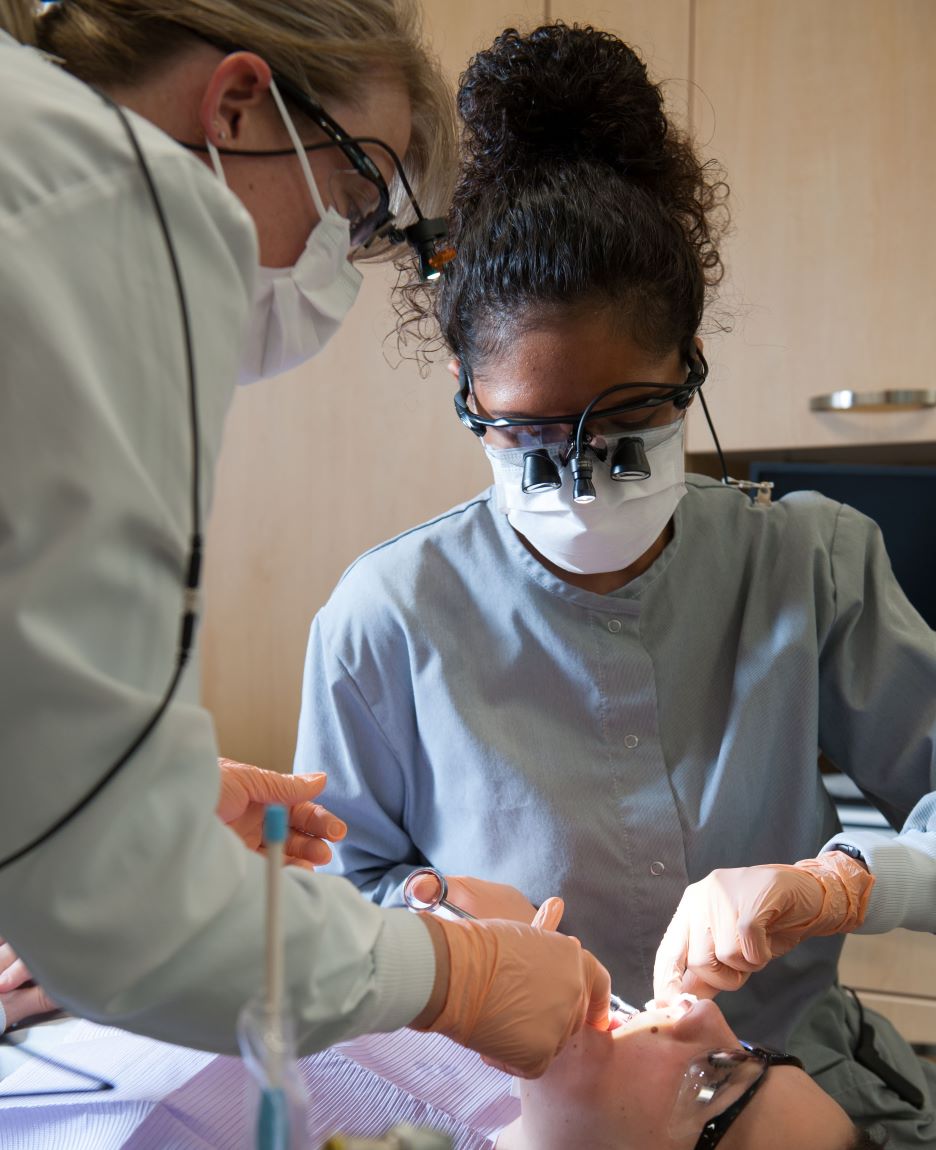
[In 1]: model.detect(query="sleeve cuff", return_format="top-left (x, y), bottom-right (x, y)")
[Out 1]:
top-left (822, 831), bottom-right (936, 933)
top-left (367, 908), bottom-right (438, 1032)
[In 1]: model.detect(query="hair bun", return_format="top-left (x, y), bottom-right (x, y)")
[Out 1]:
top-left (458, 23), bottom-right (667, 181)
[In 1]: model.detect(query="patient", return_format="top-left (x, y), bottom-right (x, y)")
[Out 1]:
top-left (496, 997), bottom-right (884, 1150)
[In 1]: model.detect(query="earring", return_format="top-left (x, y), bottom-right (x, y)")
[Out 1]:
top-left (215, 123), bottom-right (227, 142)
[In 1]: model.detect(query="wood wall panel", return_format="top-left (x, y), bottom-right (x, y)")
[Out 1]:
top-left (201, 3), bottom-right (544, 771)
top-left (840, 930), bottom-right (936, 1045)
top-left (550, 0), bottom-right (691, 125)
top-left (687, 0), bottom-right (936, 454)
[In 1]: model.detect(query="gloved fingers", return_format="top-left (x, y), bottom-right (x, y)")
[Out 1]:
top-left (652, 905), bottom-right (691, 1002)
top-left (529, 898), bottom-right (611, 1033)
top-left (425, 917), bottom-right (610, 1077)
top-left (242, 767), bottom-right (329, 806)
top-left (0, 939), bottom-right (17, 976)
top-left (480, 1055), bottom-right (516, 1077)
top-left (257, 842), bottom-right (325, 869)
top-left (732, 916), bottom-right (780, 968)
top-left (758, 927), bottom-right (815, 960)
top-left (680, 920), bottom-right (761, 993)
top-left (445, 875), bottom-right (538, 923)
top-left (217, 756), bottom-right (250, 773)
top-left (532, 896), bottom-right (565, 931)
top-left (689, 918), bottom-right (773, 976)
top-left (408, 871), bottom-right (445, 907)
top-left (483, 1033), bottom-right (571, 1080)
top-left (1, 983), bottom-right (59, 1032)
top-left (582, 949), bottom-right (613, 1029)
top-left (0, 951), bottom-right (31, 993)
top-left (284, 828), bottom-right (333, 866)
top-left (216, 760), bottom-right (328, 823)
top-left (288, 800), bottom-right (347, 842)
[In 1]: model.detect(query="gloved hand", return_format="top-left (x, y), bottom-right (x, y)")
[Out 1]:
top-left (217, 759), bottom-right (347, 869)
top-left (413, 907), bottom-right (611, 1078)
top-left (419, 874), bottom-right (538, 923)
top-left (653, 852), bottom-right (875, 1001)
top-left (0, 938), bottom-right (58, 1033)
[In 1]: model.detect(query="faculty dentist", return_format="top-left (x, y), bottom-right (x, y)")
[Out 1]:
top-left (0, 0), bottom-right (610, 1071)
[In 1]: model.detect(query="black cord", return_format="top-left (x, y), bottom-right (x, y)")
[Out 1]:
top-left (697, 388), bottom-right (729, 483)
top-left (0, 95), bottom-right (201, 871)
top-left (845, 986), bottom-right (925, 1110)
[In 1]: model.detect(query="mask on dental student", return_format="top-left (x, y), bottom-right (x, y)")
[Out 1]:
top-left (485, 420), bottom-right (688, 575)
top-left (207, 79), bottom-right (364, 385)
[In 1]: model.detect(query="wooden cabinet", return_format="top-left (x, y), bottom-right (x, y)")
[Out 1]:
top-left (686, 0), bottom-right (936, 455)
top-left (549, 1), bottom-right (691, 107)
top-left (840, 929), bottom-right (936, 1045)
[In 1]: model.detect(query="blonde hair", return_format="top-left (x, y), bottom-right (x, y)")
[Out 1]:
top-left (22, 0), bottom-right (455, 223)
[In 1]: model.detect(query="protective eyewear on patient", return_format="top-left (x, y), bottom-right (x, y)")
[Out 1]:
top-left (671, 1044), bottom-right (804, 1150)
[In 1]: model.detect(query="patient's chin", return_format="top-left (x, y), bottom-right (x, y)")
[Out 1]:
top-left (611, 995), bottom-right (700, 1037)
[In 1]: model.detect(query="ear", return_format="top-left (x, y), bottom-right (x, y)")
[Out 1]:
top-left (446, 357), bottom-right (461, 383)
top-left (199, 52), bottom-right (273, 148)
top-left (692, 335), bottom-right (704, 358)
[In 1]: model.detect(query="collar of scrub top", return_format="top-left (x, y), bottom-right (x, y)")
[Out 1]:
top-left (180, 36), bottom-right (453, 280)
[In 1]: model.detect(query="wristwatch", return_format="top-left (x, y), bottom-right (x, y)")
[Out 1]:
top-left (826, 842), bottom-right (869, 869)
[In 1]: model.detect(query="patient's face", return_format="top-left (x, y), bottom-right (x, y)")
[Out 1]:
top-left (508, 999), bottom-right (855, 1150)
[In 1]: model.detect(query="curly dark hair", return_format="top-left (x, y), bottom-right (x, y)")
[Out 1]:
top-left (396, 22), bottom-right (729, 371)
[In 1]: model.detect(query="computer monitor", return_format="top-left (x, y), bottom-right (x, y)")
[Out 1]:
top-left (747, 462), bottom-right (936, 630)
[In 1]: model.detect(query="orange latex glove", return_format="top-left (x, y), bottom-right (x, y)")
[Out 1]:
top-left (653, 852), bottom-right (875, 1002)
top-left (414, 874), bottom-right (539, 923)
top-left (415, 902), bottom-right (611, 1079)
top-left (217, 759), bottom-right (346, 869)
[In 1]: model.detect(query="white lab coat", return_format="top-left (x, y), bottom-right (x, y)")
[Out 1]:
top-left (0, 32), bottom-right (433, 1053)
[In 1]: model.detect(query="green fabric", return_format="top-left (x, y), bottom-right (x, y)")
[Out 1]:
top-left (789, 983), bottom-right (936, 1146)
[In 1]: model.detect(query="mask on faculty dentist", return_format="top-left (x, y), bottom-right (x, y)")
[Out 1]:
top-left (485, 420), bottom-right (687, 575)
top-left (207, 78), bottom-right (363, 385)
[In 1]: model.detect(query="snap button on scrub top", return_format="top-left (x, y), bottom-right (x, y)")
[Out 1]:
top-left (650, 861), bottom-right (666, 876)
top-left (607, 618), bottom-right (623, 633)
top-left (624, 734), bottom-right (639, 749)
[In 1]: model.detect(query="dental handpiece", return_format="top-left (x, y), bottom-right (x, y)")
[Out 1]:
top-left (402, 867), bottom-right (638, 1016)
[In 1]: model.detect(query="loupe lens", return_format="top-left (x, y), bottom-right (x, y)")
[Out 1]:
top-left (328, 168), bottom-right (382, 247)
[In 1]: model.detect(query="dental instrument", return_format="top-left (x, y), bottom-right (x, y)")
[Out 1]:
top-left (402, 867), bottom-right (639, 1017)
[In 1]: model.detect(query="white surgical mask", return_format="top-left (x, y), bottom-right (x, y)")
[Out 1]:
top-left (485, 420), bottom-right (687, 575)
top-left (207, 79), bottom-right (364, 385)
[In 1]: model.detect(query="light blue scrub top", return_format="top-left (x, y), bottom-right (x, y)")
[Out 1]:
top-left (296, 477), bottom-right (936, 1051)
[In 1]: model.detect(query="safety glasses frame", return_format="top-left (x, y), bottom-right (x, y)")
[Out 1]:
top-left (690, 1044), bottom-right (804, 1150)
top-left (183, 35), bottom-right (451, 271)
top-left (454, 357), bottom-right (707, 440)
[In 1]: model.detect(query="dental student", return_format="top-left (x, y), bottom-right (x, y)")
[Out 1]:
top-left (295, 22), bottom-right (936, 1145)
top-left (0, 0), bottom-right (611, 1069)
